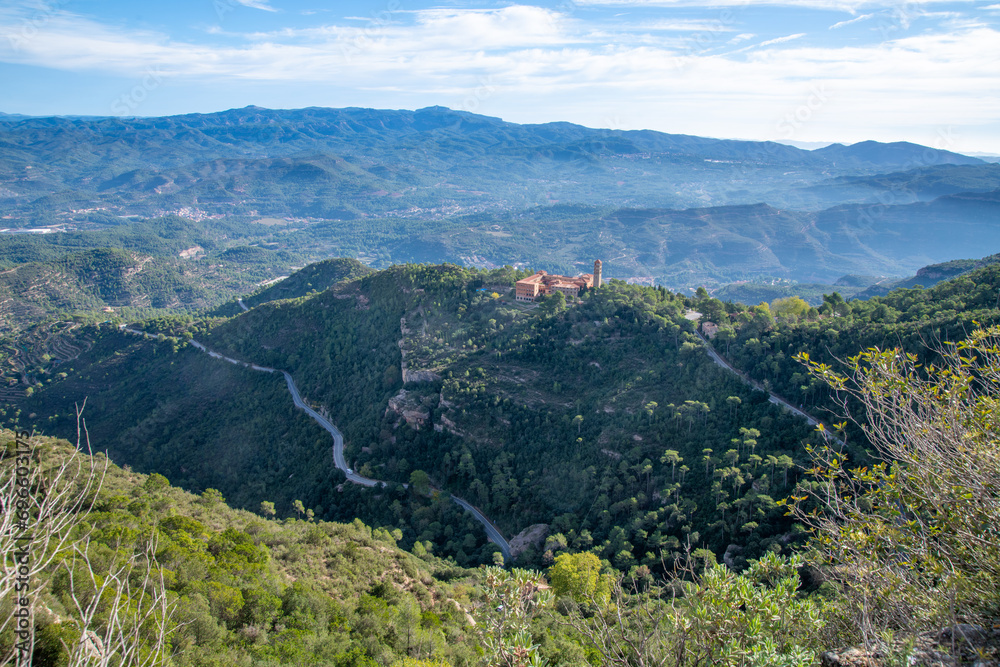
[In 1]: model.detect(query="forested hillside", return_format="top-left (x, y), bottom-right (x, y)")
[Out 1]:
top-left (0, 216), bottom-right (315, 406)
top-left (16, 429), bottom-right (974, 667)
top-left (702, 261), bottom-right (1000, 439)
top-left (7, 257), bottom-right (1000, 665)
top-left (0, 431), bottom-right (486, 666)
top-left (4, 106), bottom-right (1000, 293)
top-left (17, 263), bottom-right (825, 572)
top-left (1, 106), bottom-right (986, 229)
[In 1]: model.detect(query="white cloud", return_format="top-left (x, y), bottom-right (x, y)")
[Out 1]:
top-left (757, 32), bottom-right (807, 46)
top-left (724, 32), bottom-right (806, 54)
top-left (571, 0), bottom-right (972, 8)
top-left (830, 13), bottom-right (874, 28)
top-left (624, 19), bottom-right (738, 31)
top-left (0, 3), bottom-right (996, 151)
top-left (234, 0), bottom-right (278, 12)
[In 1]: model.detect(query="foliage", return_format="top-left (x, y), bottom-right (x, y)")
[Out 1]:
top-left (672, 553), bottom-right (824, 666)
top-left (550, 552), bottom-right (824, 667)
top-left (473, 566), bottom-right (553, 667)
top-left (715, 261), bottom-right (1000, 449)
top-left (17, 263), bottom-right (821, 570)
top-left (0, 431), bottom-right (175, 667)
top-left (0, 430), bottom-right (482, 666)
top-left (547, 553), bottom-right (610, 608)
top-left (793, 327), bottom-right (1000, 647)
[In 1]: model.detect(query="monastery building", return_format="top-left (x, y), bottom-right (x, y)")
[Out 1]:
top-left (515, 260), bottom-right (603, 302)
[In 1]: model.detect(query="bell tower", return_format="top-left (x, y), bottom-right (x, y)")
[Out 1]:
top-left (593, 259), bottom-right (602, 289)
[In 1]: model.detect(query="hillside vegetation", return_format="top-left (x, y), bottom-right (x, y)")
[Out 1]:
top-left (18, 263), bottom-right (824, 574)
top-left (0, 430), bottom-right (485, 666)
top-left (1, 106), bottom-right (987, 227)
top-left (6, 256), bottom-right (1000, 664)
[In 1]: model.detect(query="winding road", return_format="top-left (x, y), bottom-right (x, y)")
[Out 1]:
top-left (687, 318), bottom-right (843, 444)
top-left (120, 320), bottom-right (513, 562)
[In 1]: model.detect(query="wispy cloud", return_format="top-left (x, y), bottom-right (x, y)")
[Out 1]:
top-left (626, 19), bottom-right (738, 31)
top-left (830, 13), bottom-right (874, 29)
top-left (234, 0), bottom-right (278, 12)
top-left (757, 32), bottom-right (807, 46)
top-left (725, 31), bottom-right (807, 54)
top-left (571, 0), bottom-right (971, 8)
top-left (0, 2), bottom-right (996, 151)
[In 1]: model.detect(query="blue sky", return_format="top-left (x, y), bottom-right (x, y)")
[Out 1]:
top-left (2, 0), bottom-right (998, 152)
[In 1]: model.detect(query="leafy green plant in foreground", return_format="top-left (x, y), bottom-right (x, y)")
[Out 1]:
top-left (793, 326), bottom-right (1000, 649)
top-left (473, 567), bottom-right (553, 667)
top-left (549, 552), bottom-right (825, 667)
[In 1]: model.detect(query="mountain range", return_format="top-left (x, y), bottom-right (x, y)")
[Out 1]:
top-left (2, 105), bottom-right (998, 293)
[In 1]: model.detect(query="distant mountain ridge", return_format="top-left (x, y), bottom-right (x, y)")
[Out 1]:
top-left (813, 140), bottom-right (983, 168)
top-left (0, 105), bottom-right (981, 171)
top-left (1, 105), bottom-right (998, 293)
top-left (0, 105), bottom-right (988, 225)
top-left (856, 252), bottom-right (1000, 298)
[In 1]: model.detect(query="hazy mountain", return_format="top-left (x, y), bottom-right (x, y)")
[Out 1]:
top-left (855, 251), bottom-right (1000, 298)
top-left (812, 140), bottom-right (983, 168)
top-left (763, 163), bottom-right (1000, 209)
top-left (0, 105), bottom-right (986, 224)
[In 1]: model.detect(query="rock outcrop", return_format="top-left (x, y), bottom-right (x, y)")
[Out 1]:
top-left (509, 524), bottom-right (549, 559)
top-left (385, 389), bottom-right (431, 429)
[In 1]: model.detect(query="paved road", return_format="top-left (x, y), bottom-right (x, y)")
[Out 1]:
top-left (451, 494), bottom-right (512, 562)
top-left (693, 328), bottom-right (843, 444)
top-left (278, 368), bottom-right (383, 487)
top-left (119, 322), bottom-right (514, 560)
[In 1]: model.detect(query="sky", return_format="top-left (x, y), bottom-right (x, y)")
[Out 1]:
top-left (1, 0), bottom-right (998, 153)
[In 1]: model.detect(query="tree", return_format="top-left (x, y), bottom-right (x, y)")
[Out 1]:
top-left (571, 414), bottom-right (583, 434)
top-left (775, 455), bottom-right (794, 486)
top-left (548, 552), bottom-right (611, 607)
top-left (793, 328), bottom-right (1000, 648)
top-left (679, 401), bottom-right (710, 433)
top-left (700, 297), bottom-right (727, 325)
top-left (260, 500), bottom-right (276, 517)
top-left (766, 454), bottom-right (778, 478)
top-left (726, 395), bottom-right (741, 421)
top-left (678, 465), bottom-right (690, 484)
top-left (200, 488), bottom-right (225, 506)
top-left (382, 364), bottom-right (401, 389)
top-left (143, 473), bottom-right (169, 493)
top-left (739, 427), bottom-right (760, 457)
top-left (555, 553), bottom-right (823, 667)
top-left (660, 450), bottom-right (682, 481)
top-left (540, 291), bottom-right (566, 315)
top-left (770, 296), bottom-right (810, 320)
top-left (409, 469), bottom-right (431, 496)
